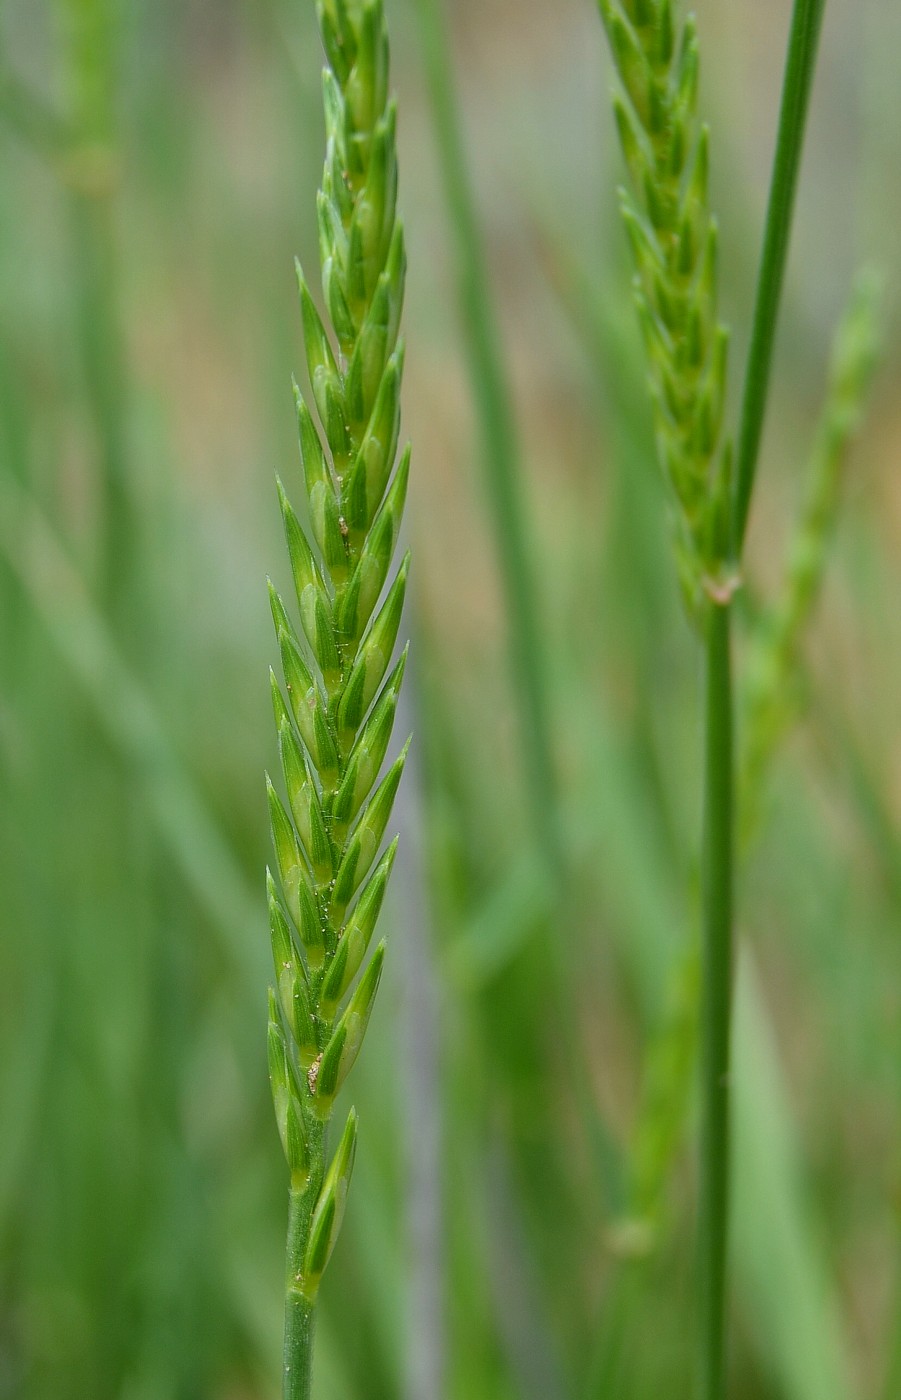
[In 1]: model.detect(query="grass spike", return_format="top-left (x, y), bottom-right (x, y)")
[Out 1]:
top-left (599, 0), bottom-right (733, 618)
top-left (265, 2), bottom-right (409, 1394)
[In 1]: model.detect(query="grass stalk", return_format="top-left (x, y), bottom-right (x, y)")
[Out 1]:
top-left (396, 674), bottom-right (446, 1400)
top-left (733, 0), bottom-right (828, 549)
top-left (695, 0), bottom-right (831, 1377)
top-left (698, 0), bottom-right (827, 1382)
top-left (698, 602), bottom-right (734, 1399)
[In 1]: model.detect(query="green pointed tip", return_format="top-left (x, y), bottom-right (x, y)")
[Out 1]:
top-left (269, 586), bottom-right (294, 641)
top-left (384, 833), bottom-right (400, 867)
top-left (321, 64), bottom-right (341, 105)
top-left (365, 940), bottom-right (387, 989)
top-left (394, 443), bottom-right (412, 488)
top-left (332, 1106), bottom-right (359, 1182)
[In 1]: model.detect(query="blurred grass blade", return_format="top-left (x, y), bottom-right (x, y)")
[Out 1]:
top-left (0, 964), bottom-right (56, 1256)
top-left (464, 681), bottom-right (856, 1400)
top-left (396, 682), bottom-right (447, 1400)
top-left (56, 0), bottom-right (134, 611)
top-left (741, 271), bottom-right (882, 832)
top-left (410, 0), bottom-right (562, 882)
top-left (733, 950), bottom-right (854, 1400)
top-left (412, 0), bottom-right (625, 1233)
top-left (732, 0), bottom-right (828, 548)
top-left (0, 69), bottom-right (73, 158)
top-left (0, 470), bottom-right (263, 981)
top-left (484, 1134), bottom-right (568, 1400)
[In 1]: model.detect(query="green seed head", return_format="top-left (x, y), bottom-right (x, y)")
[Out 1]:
top-left (265, 0), bottom-right (408, 1306)
top-left (601, 0), bottom-right (734, 618)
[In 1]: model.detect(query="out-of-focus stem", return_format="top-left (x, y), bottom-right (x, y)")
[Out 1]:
top-left (733, 0), bottom-right (828, 548)
top-left (397, 678), bottom-right (446, 1400)
top-left (698, 602), bottom-right (734, 1400)
top-left (411, 0), bottom-right (620, 1234)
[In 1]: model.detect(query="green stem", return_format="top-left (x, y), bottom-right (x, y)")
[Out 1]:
top-left (698, 602), bottom-right (734, 1400)
top-left (698, 2), bottom-right (825, 1386)
top-left (732, 0), bottom-right (828, 549)
top-left (283, 1120), bottom-right (326, 1400)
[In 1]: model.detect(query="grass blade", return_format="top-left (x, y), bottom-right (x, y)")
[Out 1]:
top-left (733, 0), bottom-right (829, 548)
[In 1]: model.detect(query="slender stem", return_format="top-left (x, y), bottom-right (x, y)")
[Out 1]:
top-left (733, 0), bottom-right (828, 550)
top-left (283, 1277), bottom-right (315, 1400)
top-left (397, 679), bottom-right (446, 1400)
top-left (283, 1121), bottom-right (326, 1400)
top-left (695, 2), bottom-right (826, 1389)
top-left (698, 602), bottom-right (734, 1400)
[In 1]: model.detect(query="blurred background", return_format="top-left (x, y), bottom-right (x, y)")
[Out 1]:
top-left (1, 0), bottom-right (900, 1396)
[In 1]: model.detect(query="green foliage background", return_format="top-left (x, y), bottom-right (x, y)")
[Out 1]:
top-left (0, 0), bottom-right (899, 1397)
